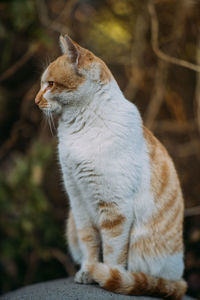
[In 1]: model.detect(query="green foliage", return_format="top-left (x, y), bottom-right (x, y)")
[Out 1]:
top-left (8, 0), bottom-right (36, 31)
top-left (0, 140), bottom-right (66, 293)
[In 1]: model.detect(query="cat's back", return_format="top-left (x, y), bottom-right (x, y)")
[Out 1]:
top-left (143, 126), bottom-right (183, 201)
top-left (141, 126), bottom-right (184, 253)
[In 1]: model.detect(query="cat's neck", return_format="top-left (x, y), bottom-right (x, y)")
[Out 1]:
top-left (59, 79), bottom-right (124, 124)
top-left (58, 78), bottom-right (141, 140)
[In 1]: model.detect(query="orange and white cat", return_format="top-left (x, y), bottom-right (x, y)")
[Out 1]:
top-left (35, 35), bottom-right (187, 299)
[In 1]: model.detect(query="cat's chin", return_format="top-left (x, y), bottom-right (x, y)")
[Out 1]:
top-left (41, 105), bottom-right (62, 115)
top-left (42, 109), bottom-right (61, 117)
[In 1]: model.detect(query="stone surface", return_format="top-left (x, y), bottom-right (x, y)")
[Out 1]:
top-left (0, 277), bottom-right (195, 300)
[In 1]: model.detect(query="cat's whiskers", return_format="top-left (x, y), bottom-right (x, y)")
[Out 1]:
top-left (47, 108), bottom-right (55, 136)
top-left (42, 112), bottom-right (49, 132)
top-left (50, 110), bottom-right (56, 132)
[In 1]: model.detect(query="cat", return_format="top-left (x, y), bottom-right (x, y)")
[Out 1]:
top-left (35, 35), bottom-right (187, 299)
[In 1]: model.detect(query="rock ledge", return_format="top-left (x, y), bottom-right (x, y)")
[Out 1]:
top-left (0, 277), bottom-right (195, 300)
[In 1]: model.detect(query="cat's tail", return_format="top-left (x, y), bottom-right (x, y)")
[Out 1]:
top-left (87, 263), bottom-right (187, 300)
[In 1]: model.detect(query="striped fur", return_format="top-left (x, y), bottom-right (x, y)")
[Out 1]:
top-left (35, 35), bottom-right (187, 299)
top-left (87, 263), bottom-right (187, 299)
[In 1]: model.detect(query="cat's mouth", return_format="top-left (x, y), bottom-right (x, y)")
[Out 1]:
top-left (40, 105), bottom-right (54, 113)
top-left (39, 103), bottom-right (62, 115)
top-left (38, 104), bottom-right (49, 110)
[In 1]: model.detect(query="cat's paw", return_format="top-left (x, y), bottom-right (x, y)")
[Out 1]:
top-left (75, 269), bottom-right (94, 284)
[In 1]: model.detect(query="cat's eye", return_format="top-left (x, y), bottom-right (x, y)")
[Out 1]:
top-left (48, 81), bottom-right (54, 87)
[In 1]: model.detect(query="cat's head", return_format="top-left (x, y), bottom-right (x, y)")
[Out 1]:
top-left (35, 35), bottom-right (112, 115)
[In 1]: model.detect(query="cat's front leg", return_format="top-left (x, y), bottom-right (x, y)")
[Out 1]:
top-left (98, 201), bottom-right (132, 268)
top-left (64, 172), bottom-right (101, 283)
top-left (74, 222), bottom-right (100, 284)
top-left (70, 203), bottom-right (101, 284)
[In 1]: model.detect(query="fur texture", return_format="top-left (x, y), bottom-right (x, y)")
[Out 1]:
top-left (35, 35), bottom-right (187, 299)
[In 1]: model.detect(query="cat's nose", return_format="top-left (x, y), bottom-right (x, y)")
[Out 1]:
top-left (35, 90), bottom-right (42, 105)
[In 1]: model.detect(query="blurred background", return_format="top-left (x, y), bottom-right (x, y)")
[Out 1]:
top-left (0, 0), bottom-right (200, 297)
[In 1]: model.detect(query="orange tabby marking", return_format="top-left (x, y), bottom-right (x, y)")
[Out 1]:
top-left (100, 215), bottom-right (126, 230)
top-left (104, 268), bottom-right (121, 292)
top-left (47, 55), bottom-right (85, 92)
top-left (78, 226), bottom-right (99, 261)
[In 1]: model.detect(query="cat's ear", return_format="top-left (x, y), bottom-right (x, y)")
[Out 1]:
top-left (59, 35), bottom-right (79, 65)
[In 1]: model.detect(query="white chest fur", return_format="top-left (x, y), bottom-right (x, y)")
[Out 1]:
top-left (57, 80), bottom-right (155, 226)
